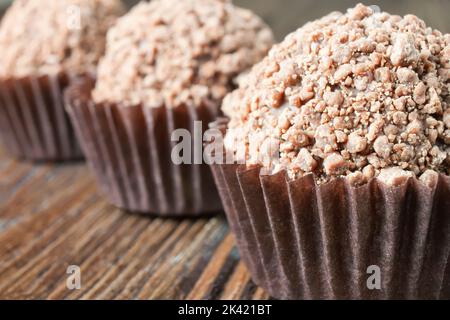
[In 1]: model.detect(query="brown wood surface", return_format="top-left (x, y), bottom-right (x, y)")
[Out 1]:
top-left (0, 146), bottom-right (269, 300)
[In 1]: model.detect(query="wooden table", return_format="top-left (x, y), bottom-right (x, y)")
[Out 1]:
top-left (0, 146), bottom-right (269, 300)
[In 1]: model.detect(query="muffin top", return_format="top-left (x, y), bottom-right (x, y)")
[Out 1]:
top-left (92, 0), bottom-right (274, 108)
top-left (0, 0), bottom-right (124, 78)
top-left (223, 4), bottom-right (450, 185)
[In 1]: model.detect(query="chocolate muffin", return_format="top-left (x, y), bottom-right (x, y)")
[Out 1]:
top-left (0, 0), bottom-right (124, 160)
top-left (65, 0), bottom-right (274, 215)
top-left (210, 4), bottom-right (450, 299)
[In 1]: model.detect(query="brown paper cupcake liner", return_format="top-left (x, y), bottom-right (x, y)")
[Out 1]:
top-left (210, 162), bottom-right (450, 300)
top-left (0, 73), bottom-right (83, 161)
top-left (65, 77), bottom-right (222, 216)
top-left (207, 120), bottom-right (450, 299)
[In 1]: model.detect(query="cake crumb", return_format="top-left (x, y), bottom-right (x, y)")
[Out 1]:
top-left (378, 167), bottom-right (414, 186)
top-left (419, 169), bottom-right (439, 188)
top-left (324, 153), bottom-right (348, 175)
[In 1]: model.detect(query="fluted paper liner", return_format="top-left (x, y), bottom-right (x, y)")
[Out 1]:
top-left (65, 77), bottom-right (222, 216)
top-left (208, 126), bottom-right (450, 300)
top-left (0, 73), bottom-right (82, 160)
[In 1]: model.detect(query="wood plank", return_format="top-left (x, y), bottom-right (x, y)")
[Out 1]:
top-left (0, 146), bottom-right (266, 299)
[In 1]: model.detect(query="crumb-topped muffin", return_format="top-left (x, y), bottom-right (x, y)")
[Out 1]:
top-left (0, 0), bottom-right (124, 77)
top-left (65, 0), bottom-right (274, 215)
top-left (93, 0), bottom-right (273, 108)
top-left (223, 3), bottom-right (449, 185)
top-left (210, 4), bottom-right (450, 300)
top-left (0, 0), bottom-right (124, 161)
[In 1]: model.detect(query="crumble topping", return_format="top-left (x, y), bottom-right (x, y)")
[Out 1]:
top-left (223, 4), bottom-right (450, 185)
top-left (0, 0), bottom-right (125, 77)
top-left (92, 0), bottom-right (274, 108)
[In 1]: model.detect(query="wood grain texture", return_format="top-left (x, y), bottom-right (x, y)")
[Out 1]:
top-left (0, 146), bottom-right (269, 300)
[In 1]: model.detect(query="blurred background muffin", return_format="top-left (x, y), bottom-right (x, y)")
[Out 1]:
top-left (0, 0), bottom-right (124, 77)
top-left (65, 0), bottom-right (273, 215)
top-left (0, 0), bottom-right (124, 160)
